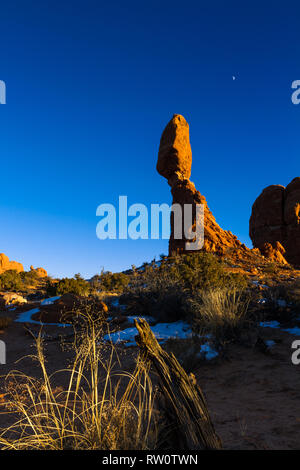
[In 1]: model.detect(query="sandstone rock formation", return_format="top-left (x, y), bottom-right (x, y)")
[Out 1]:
top-left (30, 265), bottom-right (48, 278)
top-left (249, 177), bottom-right (300, 266)
top-left (157, 114), bottom-right (245, 256)
top-left (258, 242), bottom-right (288, 265)
top-left (0, 253), bottom-right (24, 274)
top-left (1, 292), bottom-right (27, 306)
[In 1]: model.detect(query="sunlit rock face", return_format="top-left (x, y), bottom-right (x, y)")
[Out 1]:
top-left (0, 253), bottom-right (23, 274)
top-left (250, 177), bottom-right (300, 266)
top-left (157, 114), bottom-right (244, 257)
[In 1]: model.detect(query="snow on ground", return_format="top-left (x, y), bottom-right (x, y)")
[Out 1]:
top-left (15, 306), bottom-right (70, 327)
top-left (260, 319), bottom-right (300, 337)
top-left (110, 298), bottom-right (127, 312)
top-left (283, 326), bottom-right (300, 336)
top-left (126, 315), bottom-right (157, 325)
top-left (260, 320), bottom-right (280, 329)
top-left (104, 320), bottom-right (193, 346)
top-left (103, 320), bottom-right (218, 360)
top-left (40, 296), bottom-right (61, 306)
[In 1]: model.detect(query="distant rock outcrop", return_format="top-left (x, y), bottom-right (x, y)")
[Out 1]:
top-left (157, 114), bottom-right (245, 256)
top-left (250, 177), bottom-right (300, 266)
top-left (0, 253), bottom-right (24, 274)
top-left (30, 265), bottom-right (48, 278)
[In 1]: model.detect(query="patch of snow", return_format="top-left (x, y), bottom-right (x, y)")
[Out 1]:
top-left (283, 327), bottom-right (300, 336)
top-left (260, 320), bottom-right (280, 329)
top-left (15, 307), bottom-right (70, 327)
top-left (111, 298), bottom-right (127, 311)
top-left (104, 321), bottom-right (218, 360)
top-left (198, 343), bottom-right (218, 360)
top-left (40, 296), bottom-right (61, 306)
top-left (277, 299), bottom-right (287, 308)
top-left (104, 320), bottom-right (193, 346)
top-left (126, 315), bottom-right (156, 325)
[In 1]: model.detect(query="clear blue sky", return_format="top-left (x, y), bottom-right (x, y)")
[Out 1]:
top-left (0, 0), bottom-right (299, 278)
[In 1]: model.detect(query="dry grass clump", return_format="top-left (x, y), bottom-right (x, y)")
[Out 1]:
top-left (0, 317), bottom-right (12, 330)
top-left (0, 311), bottom-right (159, 450)
top-left (189, 288), bottom-right (251, 344)
top-left (286, 278), bottom-right (300, 306)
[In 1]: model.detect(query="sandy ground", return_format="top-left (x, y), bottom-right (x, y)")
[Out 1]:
top-left (0, 305), bottom-right (299, 450)
top-left (198, 326), bottom-right (300, 449)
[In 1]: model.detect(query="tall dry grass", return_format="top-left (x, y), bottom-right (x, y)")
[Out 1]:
top-left (190, 288), bottom-right (250, 343)
top-left (0, 310), bottom-right (158, 450)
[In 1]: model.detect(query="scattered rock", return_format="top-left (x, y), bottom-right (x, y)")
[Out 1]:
top-left (1, 292), bottom-right (27, 306)
top-left (259, 242), bottom-right (288, 265)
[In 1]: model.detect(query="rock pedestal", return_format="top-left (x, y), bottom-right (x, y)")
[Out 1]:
top-left (157, 114), bottom-right (244, 256)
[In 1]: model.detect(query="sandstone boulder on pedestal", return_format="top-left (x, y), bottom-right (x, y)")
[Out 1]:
top-left (157, 114), bottom-right (244, 257)
top-left (157, 114), bottom-right (192, 181)
top-left (249, 177), bottom-right (300, 266)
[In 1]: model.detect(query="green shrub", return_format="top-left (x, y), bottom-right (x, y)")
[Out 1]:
top-left (45, 279), bottom-right (58, 297)
top-left (56, 274), bottom-right (90, 297)
top-left (20, 270), bottom-right (40, 285)
top-left (95, 271), bottom-right (129, 293)
top-left (175, 253), bottom-right (247, 291)
top-left (0, 270), bottom-right (22, 292)
top-left (122, 253), bottom-right (248, 323)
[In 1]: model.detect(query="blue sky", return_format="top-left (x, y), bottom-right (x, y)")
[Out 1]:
top-left (0, 0), bottom-right (299, 278)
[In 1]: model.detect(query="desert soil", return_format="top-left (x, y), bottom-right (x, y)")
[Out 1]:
top-left (0, 306), bottom-right (299, 450)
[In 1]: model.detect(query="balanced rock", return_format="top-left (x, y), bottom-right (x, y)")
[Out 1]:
top-left (0, 253), bottom-right (24, 274)
top-left (157, 114), bottom-right (244, 256)
top-left (249, 177), bottom-right (300, 266)
top-left (157, 114), bottom-right (192, 181)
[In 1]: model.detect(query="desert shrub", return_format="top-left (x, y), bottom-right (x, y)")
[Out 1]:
top-left (258, 281), bottom-right (300, 323)
top-left (285, 278), bottom-right (300, 306)
top-left (45, 279), bottom-right (58, 297)
top-left (188, 288), bottom-right (251, 345)
top-left (0, 312), bottom-right (159, 450)
top-left (95, 271), bottom-right (129, 293)
top-left (175, 253), bottom-right (246, 291)
top-left (20, 270), bottom-right (40, 286)
top-left (122, 253), bottom-right (247, 323)
top-left (0, 317), bottom-right (12, 330)
top-left (0, 270), bottom-right (22, 292)
top-left (56, 274), bottom-right (90, 297)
